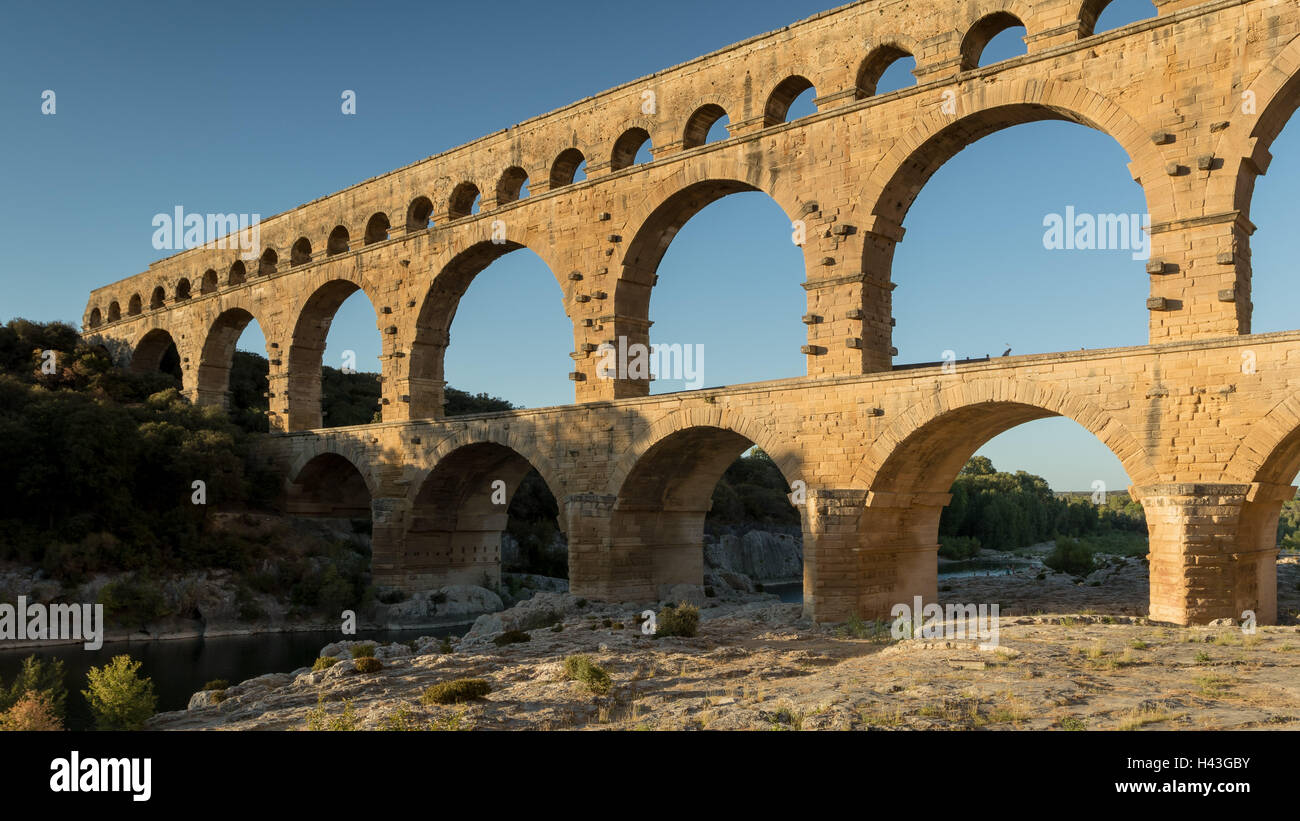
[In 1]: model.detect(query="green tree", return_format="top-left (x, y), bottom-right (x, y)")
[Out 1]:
top-left (0, 655), bottom-right (67, 719)
top-left (82, 655), bottom-right (157, 731)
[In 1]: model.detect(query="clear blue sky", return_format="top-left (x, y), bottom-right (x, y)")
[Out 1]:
top-left (2, 0), bottom-right (1296, 491)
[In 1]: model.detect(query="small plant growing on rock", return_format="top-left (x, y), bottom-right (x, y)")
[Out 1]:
top-left (563, 654), bottom-right (612, 695)
top-left (312, 656), bottom-right (339, 671)
top-left (422, 679), bottom-right (491, 705)
top-left (304, 695), bottom-right (359, 731)
top-left (655, 602), bottom-right (700, 638)
top-left (575, 598), bottom-right (588, 609)
top-left (439, 637), bottom-right (454, 654)
top-left (202, 679), bottom-right (228, 692)
top-left (492, 630), bottom-right (532, 646)
top-left (349, 643), bottom-right (377, 659)
top-left (353, 657), bottom-right (383, 674)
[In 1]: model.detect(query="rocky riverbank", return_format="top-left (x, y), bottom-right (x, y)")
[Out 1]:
top-left (149, 555), bottom-right (1300, 731)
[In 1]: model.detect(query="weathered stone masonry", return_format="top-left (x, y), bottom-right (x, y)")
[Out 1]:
top-left (83, 0), bottom-right (1300, 625)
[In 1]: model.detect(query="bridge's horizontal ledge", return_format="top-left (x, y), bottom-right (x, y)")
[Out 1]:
top-left (272, 330), bottom-right (1300, 438)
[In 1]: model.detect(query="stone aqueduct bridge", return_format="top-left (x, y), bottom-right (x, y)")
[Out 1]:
top-left (82, 0), bottom-right (1300, 625)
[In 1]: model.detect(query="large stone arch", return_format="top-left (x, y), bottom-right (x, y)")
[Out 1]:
top-left (858, 79), bottom-right (1171, 356)
top-left (400, 429), bottom-right (567, 591)
top-left (195, 303), bottom-right (271, 408)
top-left (841, 376), bottom-right (1157, 621)
top-left (129, 326), bottom-right (181, 376)
top-left (285, 267), bottom-right (386, 431)
top-left (853, 377), bottom-right (1157, 491)
top-left (407, 238), bottom-right (569, 420)
top-left (597, 407), bottom-right (805, 600)
top-left (606, 405), bottom-right (802, 499)
top-left (284, 445), bottom-right (378, 517)
top-left (611, 165), bottom-right (807, 397)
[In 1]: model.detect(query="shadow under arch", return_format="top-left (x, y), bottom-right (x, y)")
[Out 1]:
top-left (401, 440), bottom-right (563, 591)
top-left (130, 327), bottom-right (181, 377)
top-left (408, 240), bottom-right (568, 420)
top-left (285, 450), bottom-right (374, 518)
top-left (286, 277), bottom-right (383, 431)
top-left (602, 420), bottom-right (802, 602)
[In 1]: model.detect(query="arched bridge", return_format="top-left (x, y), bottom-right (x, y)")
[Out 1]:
top-left (84, 0), bottom-right (1300, 625)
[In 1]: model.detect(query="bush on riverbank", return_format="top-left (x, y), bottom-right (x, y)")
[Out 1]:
top-left (82, 655), bottom-right (156, 731)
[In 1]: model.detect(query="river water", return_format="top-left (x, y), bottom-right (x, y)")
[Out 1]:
top-left (0, 625), bottom-right (464, 731)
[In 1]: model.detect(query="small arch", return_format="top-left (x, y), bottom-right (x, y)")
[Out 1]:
top-left (259, 247), bottom-right (278, 276)
top-left (549, 148), bottom-right (586, 188)
top-left (149, 286), bottom-right (166, 310)
top-left (291, 237), bottom-right (312, 266)
top-left (364, 212), bottom-right (390, 245)
top-left (406, 197), bottom-right (434, 232)
top-left (856, 45), bottom-right (917, 98)
top-left (88, 308), bottom-right (102, 328)
top-left (682, 104), bottom-right (729, 148)
top-left (201, 269), bottom-right (219, 294)
top-left (175, 279), bottom-right (192, 301)
top-left (108, 302), bottom-right (121, 322)
top-left (128, 294), bottom-right (143, 316)
top-left (1080, 0), bottom-right (1156, 37)
top-left (611, 127), bottom-right (652, 171)
top-left (327, 225), bottom-right (350, 255)
top-left (448, 183), bottom-right (481, 219)
top-left (961, 11), bottom-right (1028, 70)
top-left (496, 167), bottom-right (529, 205)
top-left (763, 76), bottom-right (817, 126)
top-left (229, 260), bottom-right (247, 286)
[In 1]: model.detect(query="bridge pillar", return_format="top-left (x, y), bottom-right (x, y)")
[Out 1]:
top-left (1147, 213), bottom-right (1253, 341)
top-left (803, 210), bottom-right (895, 376)
top-left (852, 490), bottom-right (948, 621)
top-left (370, 496), bottom-right (413, 588)
top-left (1134, 482), bottom-right (1286, 626)
top-left (803, 489), bottom-right (870, 622)
top-left (565, 494), bottom-right (658, 602)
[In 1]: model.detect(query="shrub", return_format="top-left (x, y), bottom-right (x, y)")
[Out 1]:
top-left (439, 637), bottom-right (453, 654)
top-left (0, 655), bottom-right (67, 718)
top-left (655, 602), bottom-right (700, 638)
top-left (349, 643), bottom-right (376, 659)
top-left (304, 696), bottom-right (359, 731)
top-left (202, 679), bottom-right (228, 691)
top-left (0, 690), bottom-right (62, 731)
top-left (82, 655), bottom-right (157, 731)
top-left (938, 535), bottom-right (981, 560)
top-left (562, 655), bottom-right (612, 695)
top-left (492, 630), bottom-right (532, 646)
top-left (353, 657), bottom-right (382, 674)
top-left (421, 679), bottom-right (491, 705)
top-left (1044, 537), bottom-right (1097, 577)
top-left (312, 656), bottom-right (339, 671)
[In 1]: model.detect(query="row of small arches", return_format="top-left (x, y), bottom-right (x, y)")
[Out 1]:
top-left (86, 2), bottom-right (1155, 329)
